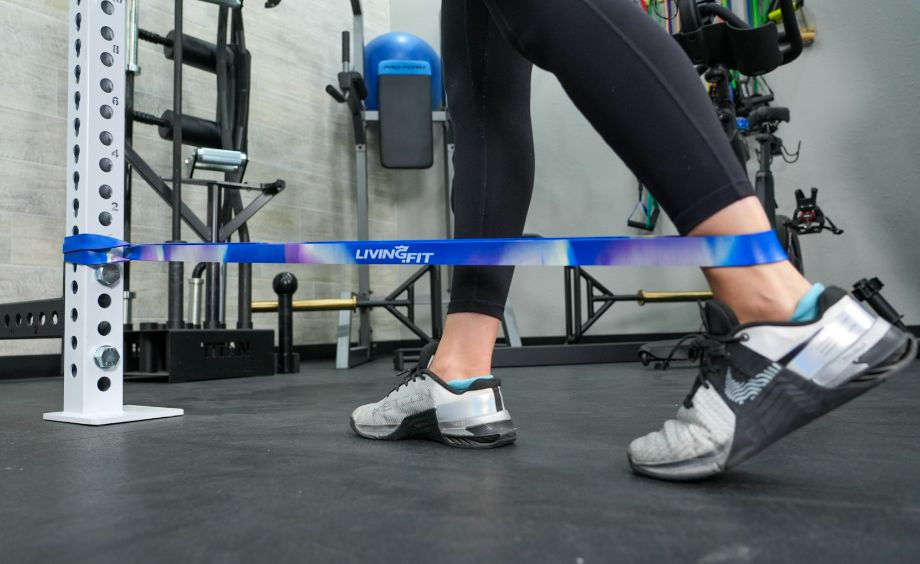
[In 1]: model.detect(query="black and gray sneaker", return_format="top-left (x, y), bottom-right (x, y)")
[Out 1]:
top-left (350, 342), bottom-right (517, 449)
top-left (628, 286), bottom-right (917, 481)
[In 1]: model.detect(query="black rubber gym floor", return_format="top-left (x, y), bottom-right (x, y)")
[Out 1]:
top-left (1, 358), bottom-right (918, 563)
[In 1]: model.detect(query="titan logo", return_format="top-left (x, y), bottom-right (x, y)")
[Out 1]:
top-left (725, 362), bottom-right (782, 405)
top-left (355, 245), bottom-right (435, 264)
top-left (201, 340), bottom-right (251, 359)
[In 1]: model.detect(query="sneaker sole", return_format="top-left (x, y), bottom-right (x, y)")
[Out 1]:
top-left (630, 336), bottom-right (918, 481)
top-left (628, 446), bottom-right (729, 482)
top-left (351, 409), bottom-right (517, 450)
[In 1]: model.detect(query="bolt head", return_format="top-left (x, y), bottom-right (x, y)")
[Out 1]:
top-left (95, 264), bottom-right (121, 287)
top-left (93, 345), bottom-right (120, 369)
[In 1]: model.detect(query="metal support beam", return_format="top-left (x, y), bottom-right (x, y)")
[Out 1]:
top-left (218, 191), bottom-right (278, 240)
top-left (45, 0), bottom-right (182, 426)
top-left (0, 299), bottom-right (66, 340)
top-left (355, 141), bottom-right (372, 352)
top-left (167, 0), bottom-right (186, 331)
top-left (126, 145), bottom-right (210, 240)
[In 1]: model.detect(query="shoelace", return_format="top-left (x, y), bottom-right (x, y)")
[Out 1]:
top-left (389, 365), bottom-right (427, 395)
top-left (666, 332), bottom-right (746, 409)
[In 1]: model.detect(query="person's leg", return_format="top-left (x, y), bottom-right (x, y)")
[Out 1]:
top-left (480, 0), bottom-right (809, 322)
top-left (435, 0), bottom-right (809, 385)
top-left (348, 0), bottom-right (530, 447)
top-left (451, 0), bottom-right (914, 478)
top-left (691, 199), bottom-right (811, 322)
top-left (429, 0), bottom-right (536, 381)
top-left (435, 0), bottom-right (810, 383)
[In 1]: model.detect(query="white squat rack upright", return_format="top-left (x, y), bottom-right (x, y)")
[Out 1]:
top-left (44, 0), bottom-right (183, 425)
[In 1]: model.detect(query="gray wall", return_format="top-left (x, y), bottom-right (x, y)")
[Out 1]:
top-left (2, 0), bottom-right (918, 360)
top-left (390, 0), bottom-right (920, 338)
top-left (0, 0), bottom-right (398, 358)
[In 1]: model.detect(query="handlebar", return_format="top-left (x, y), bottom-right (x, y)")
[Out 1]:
top-left (774, 0), bottom-right (803, 64)
top-left (697, 3), bottom-right (747, 29)
top-left (686, 0), bottom-right (803, 67)
top-left (326, 85), bottom-right (346, 103)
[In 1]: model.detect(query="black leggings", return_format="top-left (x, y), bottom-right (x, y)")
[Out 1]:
top-left (442, 0), bottom-right (755, 320)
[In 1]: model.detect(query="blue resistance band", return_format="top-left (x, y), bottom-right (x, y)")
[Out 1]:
top-left (62, 232), bottom-right (787, 268)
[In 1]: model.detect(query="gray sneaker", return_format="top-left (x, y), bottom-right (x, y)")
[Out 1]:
top-left (350, 342), bottom-right (517, 448)
top-left (628, 286), bottom-right (917, 481)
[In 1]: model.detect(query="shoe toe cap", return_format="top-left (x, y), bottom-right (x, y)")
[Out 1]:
top-left (628, 420), bottom-right (720, 466)
top-left (628, 430), bottom-right (674, 466)
top-left (350, 403), bottom-right (376, 426)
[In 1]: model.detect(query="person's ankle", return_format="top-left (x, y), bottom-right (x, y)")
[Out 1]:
top-left (708, 262), bottom-right (812, 324)
top-left (429, 356), bottom-right (492, 382)
top-left (727, 284), bottom-right (813, 323)
top-left (731, 297), bottom-right (797, 323)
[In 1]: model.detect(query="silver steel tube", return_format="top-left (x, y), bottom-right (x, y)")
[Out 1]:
top-left (125, 0), bottom-right (141, 74)
top-left (353, 15), bottom-right (364, 76)
top-left (188, 278), bottom-right (204, 327)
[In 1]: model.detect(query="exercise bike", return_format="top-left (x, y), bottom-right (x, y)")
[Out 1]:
top-left (675, 0), bottom-right (842, 273)
top-left (636, 0), bottom-right (842, 368)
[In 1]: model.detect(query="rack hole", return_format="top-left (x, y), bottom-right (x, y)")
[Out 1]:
top-left (99, 185), bottom-right (113, 199)
top-left (39, 313), bottom-right (46, 326)
top-left (15, 314), bottom-right (22, 326)
top-left (71, 336), bottom-right (77, 350)
top-left (73, 144), bottom-right (80, 164)
top-left (52, 312), bottom-right (59, 325)
top-left (73, 226), bottom-right (80, 236)
top-left (75, 38), bottom-right (81, 56)
top-left (74, 118), bottom-right (81, 136)
top-left (100, 131), bottom-right (113, 146)
top-left (73, 171), bottom-right (80, 190)
top-left (71, 308), bottom-right (78, 322)
top-left (99, 158), bottom-right (113, 172)
top-left (98, 212), bottom-right (112, 227)
top-left (100, 78), bottom-right (113, 93)
top-left (75, 13), bottom-right (81, 30)
top-left (100, 52), bottom-right (113, 67)
top-left (26, 313), bottom-right (34, 327)
top-left (71, 364), bottom-right (77, 378)
top-left (2, 314), bottom-right (9, 328)
top-left (97, 377), bottom-right (111, 392)
top-left (74, 91), bottom-right (81, 110)
top-left (98, 294), bottom-right (112, 308)
top-left (101, 26), bottom-right (114, 41)
top-left (101, 1), bottom-right (114, 15)
top-left (72, 281), bottom-right (78, 294)
top-left (74, 65), bottom-right (81, 83)
top-left (98, 321), bottom-right (111, 336)
top-left (73, 198), bottom-right (79, 218)
top-left (100, 105), bottom-right (113, 119)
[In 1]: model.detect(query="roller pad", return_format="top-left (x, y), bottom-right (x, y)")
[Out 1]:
top-left (378, 60), bottom-right (434, 169)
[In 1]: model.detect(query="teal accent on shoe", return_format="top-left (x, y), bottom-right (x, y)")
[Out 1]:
top-left (791, 283), bottom-right (826, 322)
top-left (447, 375), bottom-right (494, 392)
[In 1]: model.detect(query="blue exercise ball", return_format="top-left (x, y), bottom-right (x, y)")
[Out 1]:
top-left (364, 32), bottom-right (444, 111)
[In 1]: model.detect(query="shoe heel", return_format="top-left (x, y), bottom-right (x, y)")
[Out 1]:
top-left (441, 418), bottom-right (517, 449)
